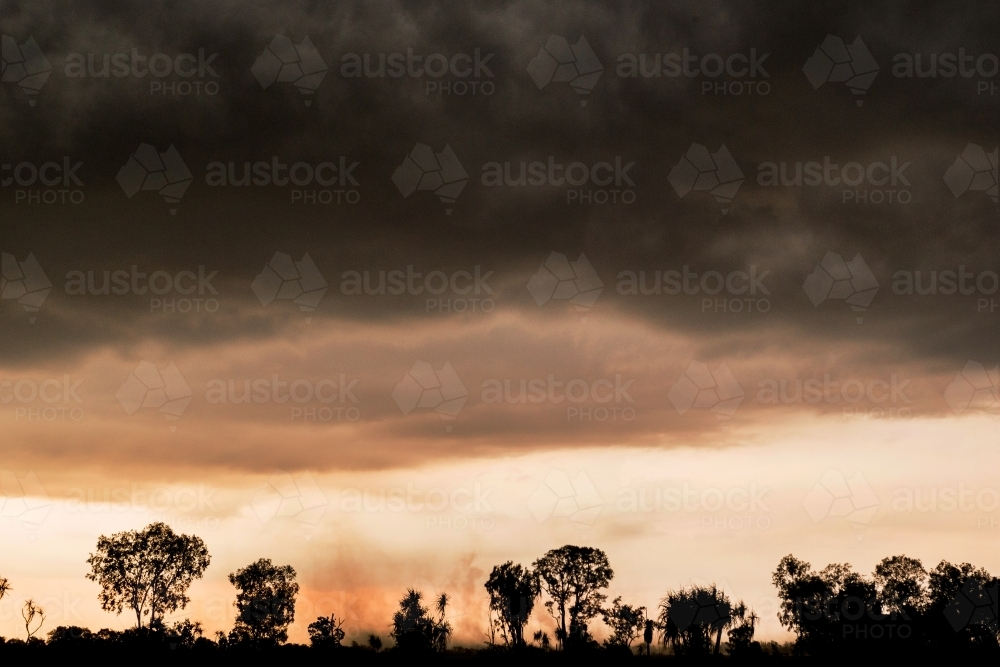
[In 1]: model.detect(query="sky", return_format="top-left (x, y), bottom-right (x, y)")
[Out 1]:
top-left (0, 0), bottom-right (998, 646)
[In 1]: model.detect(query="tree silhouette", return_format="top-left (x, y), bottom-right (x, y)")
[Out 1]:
top-left (22, 599), bottom-right (45, 639)
top-left (367, 634), bottom-right (383, 652)
top-left (726, 601), bottom-right (759, 656)
top-left (227, 559), bottom-right (299, 646)
top-left (658, 584), bottom-right (733, 655)
top-left (390, 588), bottom-right (451, 652)
top-left (533, 545), bottom-right (613, 649)
top-left (85, 522), bottom-right (210, 628)
top-left (308, 613), bottom-right (346, 649)
top-left (600, 596), bottom-right (646, 649)
top-left (773, 553), bottom-right (999, 657)
top-left (433, 593), bottom-right (453, 651)
top-left (0, 576), bottom-right (10, 602)
top-left (485, 561), bottom-right (539, 647)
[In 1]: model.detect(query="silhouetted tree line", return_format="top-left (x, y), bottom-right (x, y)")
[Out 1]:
top-left (0, 523), bottom-right (997, 661)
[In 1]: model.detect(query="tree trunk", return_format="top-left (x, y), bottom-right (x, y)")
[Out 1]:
top-left (714, 627), bottom-right (722, 655)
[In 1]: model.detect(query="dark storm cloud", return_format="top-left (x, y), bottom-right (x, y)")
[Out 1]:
top-left (0, 0), bottom-right (997, 368)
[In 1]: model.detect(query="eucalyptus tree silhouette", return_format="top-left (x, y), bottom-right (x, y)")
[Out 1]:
top-left (85, 522), bottom-right (210, 628)
top-left (600, 596), bottom-right (646, 649)
top-left (485, 561), bottom-right (539, 647)
top-left (227, 559), bottom-right (299, 646)
top-left (308, 613), bottom-right (346, 649)
top-left (533, 545), bottom-right (613, 649)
